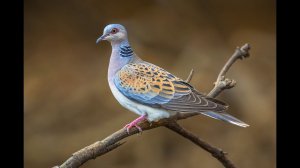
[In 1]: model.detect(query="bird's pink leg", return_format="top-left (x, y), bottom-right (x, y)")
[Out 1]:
top-left (124, 114), bottom-right (147, 134)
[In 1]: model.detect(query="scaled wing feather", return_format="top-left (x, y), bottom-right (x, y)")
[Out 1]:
top-left (113, 62), bottom-right (227, 112)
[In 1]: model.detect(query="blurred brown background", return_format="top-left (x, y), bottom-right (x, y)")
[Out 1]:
top-left (24, 0), bottom-right (275, 168)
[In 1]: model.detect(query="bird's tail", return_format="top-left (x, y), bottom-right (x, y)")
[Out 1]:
top-left (201, 111), bottom-right (249, 127)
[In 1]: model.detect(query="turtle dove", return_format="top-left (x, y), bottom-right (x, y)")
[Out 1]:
top-left (96, 24), bottom-right (249, 133)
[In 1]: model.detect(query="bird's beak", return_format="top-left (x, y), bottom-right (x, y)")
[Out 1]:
top-left (96, 34), bottom-right (109, 44)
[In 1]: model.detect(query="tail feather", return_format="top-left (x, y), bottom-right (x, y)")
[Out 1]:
top-left (201, 111), bottom-right (249, 127)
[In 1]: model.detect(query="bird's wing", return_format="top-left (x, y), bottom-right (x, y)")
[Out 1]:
top-left (113, 62), bottom-right (227, 112)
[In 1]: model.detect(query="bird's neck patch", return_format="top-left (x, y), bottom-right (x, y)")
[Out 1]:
top-left (119, 45), bottom-right (134, 57)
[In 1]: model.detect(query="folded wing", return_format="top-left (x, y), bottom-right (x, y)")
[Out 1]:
top-left (114, 62), bottom-right (248, 127)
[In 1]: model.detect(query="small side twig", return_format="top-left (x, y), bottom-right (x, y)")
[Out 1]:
top-left (54, 43), bottom-right (251, 168)
top-left (185, 69), bottom-right (194, 83)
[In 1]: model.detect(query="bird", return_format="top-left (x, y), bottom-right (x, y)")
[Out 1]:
top-left (96, 24), bottom-right (249, 133)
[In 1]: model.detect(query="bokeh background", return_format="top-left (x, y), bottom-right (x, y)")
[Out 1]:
top-left (24, 0), bottom-right (275, 168)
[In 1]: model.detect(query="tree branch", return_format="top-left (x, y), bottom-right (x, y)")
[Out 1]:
top-left (165, 122), bottom-right (236, 168)
top-left (208, 44), bottom-right (250, 98)
top-left (54, 43), bottom-right (250, 168)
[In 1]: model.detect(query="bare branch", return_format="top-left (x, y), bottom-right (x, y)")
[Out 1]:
top-left (185, 69), bottom-right (194, 83)
top-left (165, 122), bottom-right (236, 168)
top-left (208, 43), bottom-right (250, 97)
top-left (54, 43), bottom-right (251, 168)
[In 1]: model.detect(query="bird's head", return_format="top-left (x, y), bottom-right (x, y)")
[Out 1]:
top-left (96, 24), bottom-right (127, 44)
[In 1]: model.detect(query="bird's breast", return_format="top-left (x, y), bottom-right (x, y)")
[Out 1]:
top-left (108, 80), bottom-right (173, 122)
top-left (108, 80), bottom-right (143, 115)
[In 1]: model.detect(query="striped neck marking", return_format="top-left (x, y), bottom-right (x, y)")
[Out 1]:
top-left (120, 45), bottom-right (133, 57)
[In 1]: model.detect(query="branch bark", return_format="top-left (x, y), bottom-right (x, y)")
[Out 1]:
top-left (54, 43), bottom-right (251, 168)
top-left (165, 122), bottom-right (236, 168)
top-left (208, 44), bottom-right (250, 98)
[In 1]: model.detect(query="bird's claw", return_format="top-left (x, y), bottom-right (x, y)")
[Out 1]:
top-left (124, 114), bottom-right (146, 134)
top-left (124, 123), bottom-right (143, 134)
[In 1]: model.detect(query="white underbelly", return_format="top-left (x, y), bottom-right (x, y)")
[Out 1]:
top-left (109, 81), bottom-right (173, 122)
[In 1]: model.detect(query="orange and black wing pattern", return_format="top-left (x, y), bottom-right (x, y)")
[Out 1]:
top-left (114, 62), bottom-right (227, 112)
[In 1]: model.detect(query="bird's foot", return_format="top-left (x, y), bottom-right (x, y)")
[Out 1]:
top-left (124, 114), bottom-right (147, 134)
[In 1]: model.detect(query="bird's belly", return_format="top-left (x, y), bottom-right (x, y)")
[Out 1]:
top-left (109, 81), bottom-right (172, 121)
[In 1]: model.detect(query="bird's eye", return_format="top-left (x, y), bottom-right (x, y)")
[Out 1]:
top-left (111, 28), bottom-right (118, 34)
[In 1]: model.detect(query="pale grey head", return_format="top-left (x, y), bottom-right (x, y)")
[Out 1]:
top-left (96, 24), bottom-right (128, 43)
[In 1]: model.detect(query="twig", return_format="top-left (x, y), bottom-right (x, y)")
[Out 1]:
top-left (208, 44), bottom-right (250, 97)
top-left (165, 122), bottom-right (236, 168)
top-left (54, 43), bottom-right (250, 168)
top-left (185, 69), bottom-right (194, 83)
